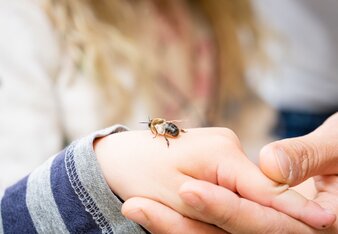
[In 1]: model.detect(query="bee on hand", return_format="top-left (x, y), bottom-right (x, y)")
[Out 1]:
top-left (140, 118), bottom-right (186, 147)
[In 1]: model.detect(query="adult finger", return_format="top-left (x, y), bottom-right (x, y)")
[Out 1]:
top-left (260, 113), bottom-right (338, 186)
top-left (122, 197), bottom-right (227, 234)
top-left (216, 153), bottom-right (336, 229)
top-left (179, 180), bottom-right (319, 234)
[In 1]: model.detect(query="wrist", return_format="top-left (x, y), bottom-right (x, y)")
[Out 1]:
top-left (94, 134), bottom-right (123, 198)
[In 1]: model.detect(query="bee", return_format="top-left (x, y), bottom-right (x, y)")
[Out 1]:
top-left (140, 118), bottom-right (186, 147)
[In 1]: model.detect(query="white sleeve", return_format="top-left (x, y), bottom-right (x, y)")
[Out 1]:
top-left (0, 0), bottom-right (63, 190)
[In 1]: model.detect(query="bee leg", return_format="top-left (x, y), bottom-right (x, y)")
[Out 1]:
top-left (165, 137), bottom-right (170, 147)
top-left (150, 126), bottom-right (157, 138)
top-left (181, 129), bottom-right (187, 133)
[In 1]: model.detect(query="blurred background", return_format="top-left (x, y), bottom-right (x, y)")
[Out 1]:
top-left (0, 0), bottom-right (337, 194)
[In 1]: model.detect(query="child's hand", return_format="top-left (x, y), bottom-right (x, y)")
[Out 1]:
top-left (95, 128), bottom-right (335, 230)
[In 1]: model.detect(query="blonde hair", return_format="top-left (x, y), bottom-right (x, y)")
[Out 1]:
top-left (43, 0), bottom-right (261, 125)
top-left (196, 0), bottom-right (261, 123)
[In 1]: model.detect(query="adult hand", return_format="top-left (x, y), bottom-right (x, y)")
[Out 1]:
top-left (259, 112), bottom-right (338, 231)
top-left (96, 128), bottom-right (335, 231)
top-left (260, 112), bottom-right (338, 185)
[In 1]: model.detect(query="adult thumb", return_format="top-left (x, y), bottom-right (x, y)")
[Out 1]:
top-left (259, 114), bottom-right (338, 186)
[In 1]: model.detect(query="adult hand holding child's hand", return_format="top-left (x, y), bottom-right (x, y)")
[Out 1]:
top-left (95, 127), bottom-right (335, 233)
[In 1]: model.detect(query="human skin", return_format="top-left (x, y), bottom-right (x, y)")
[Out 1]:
top-left (94, 127), bottom-right (335, 232)
top-left (122, 114), bottom-right (338, 233)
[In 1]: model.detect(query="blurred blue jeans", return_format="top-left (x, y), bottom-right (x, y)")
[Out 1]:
top-left (272, 110), bottom-right (336, 139)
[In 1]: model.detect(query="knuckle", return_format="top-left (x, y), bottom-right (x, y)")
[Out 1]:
top-left (296, 139), bottom-right (320, 179)
top-left (217, 211), bottom-right (235, 229)
top-left (260, 212), bottom-right (285, 234)
top-left (160, 221), bottom-right (182, 234)
top-left (165, 219), bottom-right (195, 234)
top-left (212, 128), bottom-right (241, 147)
top-left (262, 223), bottom-right (283, 234)
top-left (215, 199), bottom-right (240, 229)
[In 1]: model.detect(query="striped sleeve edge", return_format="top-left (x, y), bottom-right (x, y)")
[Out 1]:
top-left (26, 155), bottom-right (69, 234)
top-left (66, 125), bottom-right (146, 234)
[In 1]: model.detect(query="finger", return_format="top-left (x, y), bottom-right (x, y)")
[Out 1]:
top-left (314, 175), bottom-right (338, 196)
top-left (293, 175), bottom-right (338, 233)
top-left (225, 157), bottom-right (336, 230)
top-left (179, 180), bottom-right (317, 234)
top-left (122, 197), bottom-right (227, 234)
top-left (259, 115), bottom-right (338, 186)
top-left (314, 176), bottom-right (338, 217)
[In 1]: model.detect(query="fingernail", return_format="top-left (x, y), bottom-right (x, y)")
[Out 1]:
top-left (125, 209), bottom-right (149, 227)
top-left (275, 149), bottom-right (291, 181)
top-left (180, 192), bottom-right (205, 211)
top-left (320, 209), bottom-right (336, 229)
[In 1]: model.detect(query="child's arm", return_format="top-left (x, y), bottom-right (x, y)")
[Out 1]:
top-left (0, 125), bottom-right (145, 234)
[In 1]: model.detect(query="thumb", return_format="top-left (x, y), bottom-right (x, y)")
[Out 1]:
top-left (259, 133), bottom-right (338, 186)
